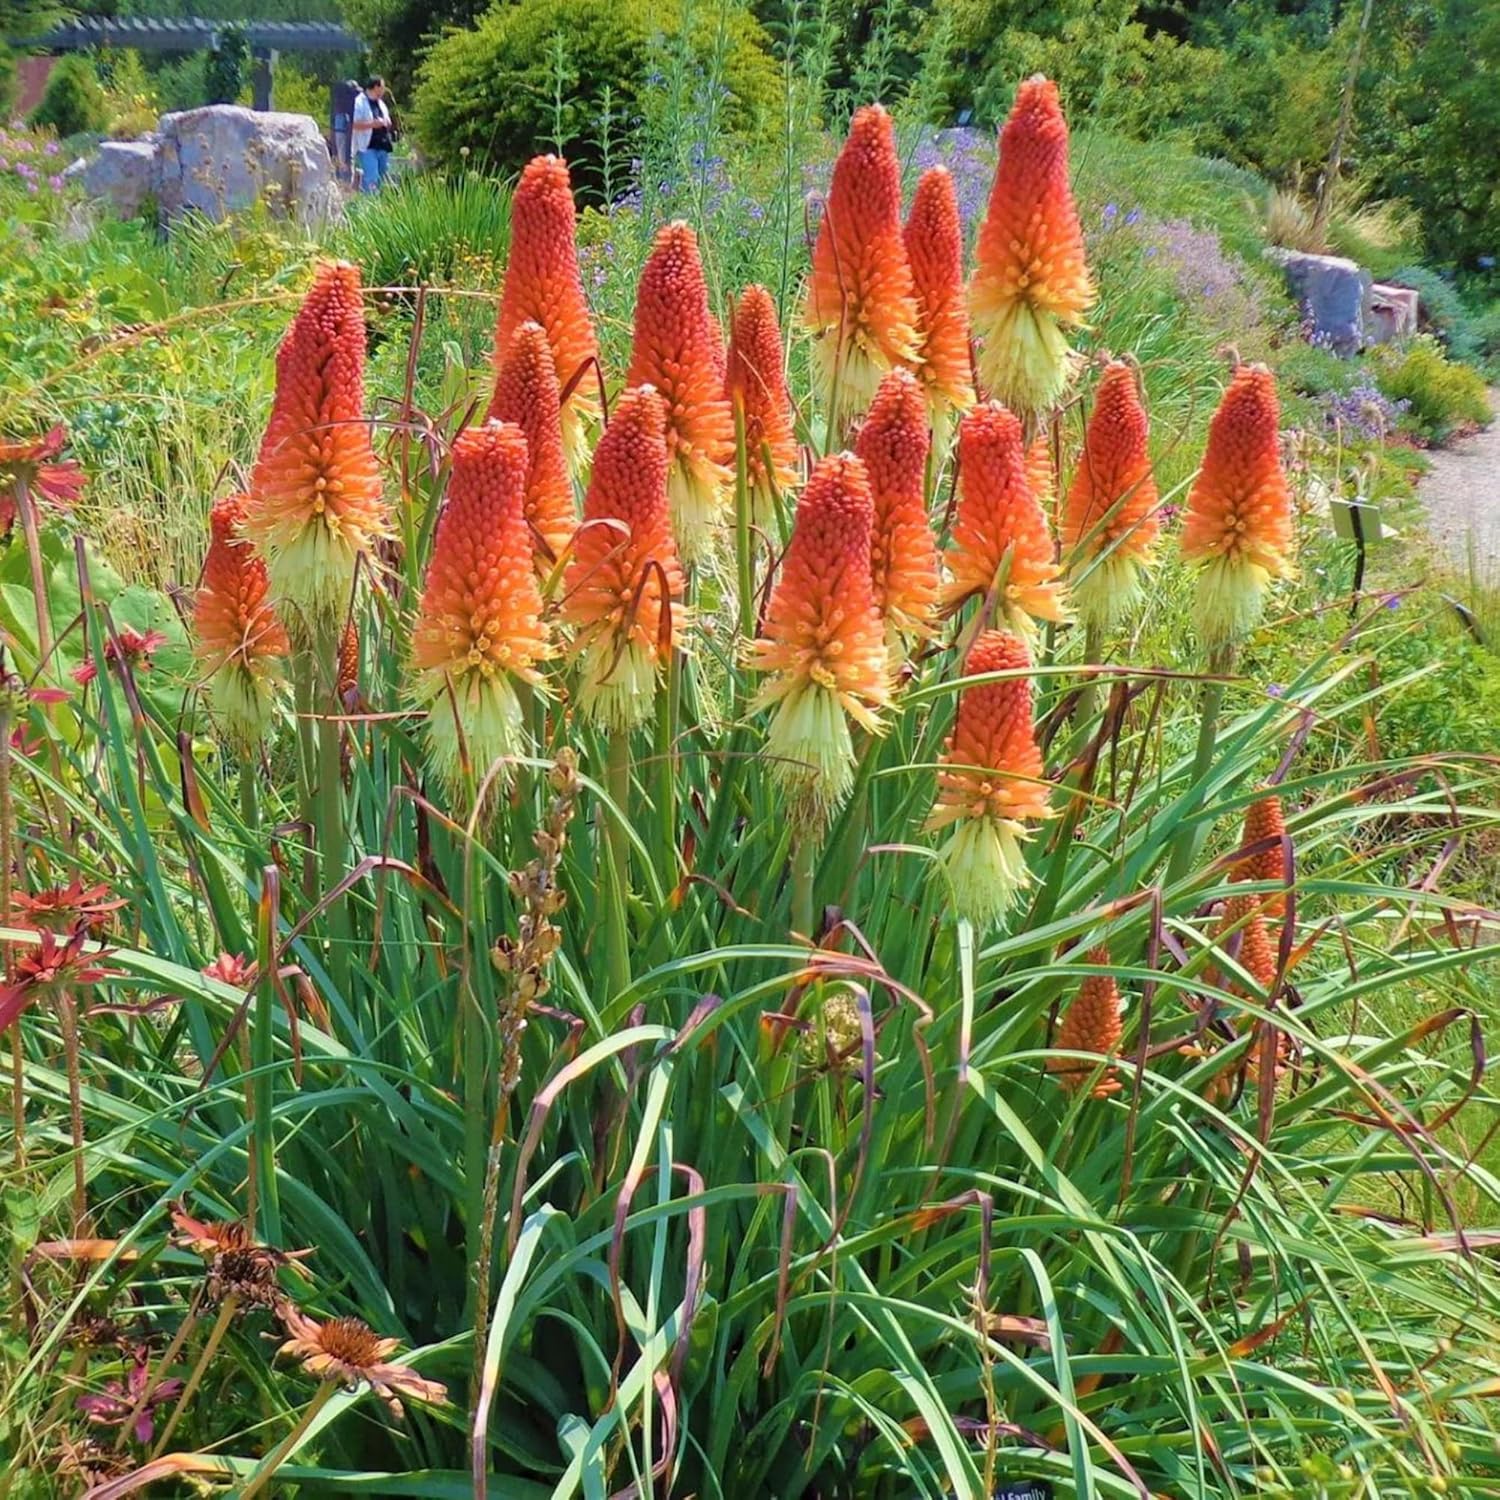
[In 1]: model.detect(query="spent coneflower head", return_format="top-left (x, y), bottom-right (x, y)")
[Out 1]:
top-left (277, 1307), bottom-right (447, 1418)
top-left (627, 221), bottom-right (735, 565)
top-left (410, 420), bottom-right (549, 795)
top-left (927, 629), bottom-right (1050, 928)
top-left (945, 401), bottom-right (1068, 633)
top-left (804, 104), bottom-right (921, 420)
top-left (242, 261), bottom-right (388, 636)
top-left (0, 926), bottom-right (118, 1035)
top-left (195, 492), bottom-right (289, 748)
top-left (495, 155), bottom-right (600, 467)
top-left (750, 452), bottom-right (890, 829)
top-left (561, 385), bottom-right (685, 731)
top-left (1233, 793), bottom-right (1290, 918)
top-left (725, 284), bottom-right (799, 525)
top-left (488, 319), bottom-right (577, 572)
top-left (854, 367), bottom-right (938, 651)
top-left (9, 878), bottom-right (126, 938)
top-left (970, 76), bottom-right (1093, 419)
top-left (1062, 362), bottom-right (1160, 633)
top-left (1180, 364), bottom-right (1295, 650)
top-left (1048, 946), bottom-right (1125, 1096)
top-left (904, 166), bottom-right (976, 442)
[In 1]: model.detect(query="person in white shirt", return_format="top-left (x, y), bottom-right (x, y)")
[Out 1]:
top-left (352, 76), bottom-right (394, 193)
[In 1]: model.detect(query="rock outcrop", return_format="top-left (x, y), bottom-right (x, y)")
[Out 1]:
top-left (1268, 248), bottom-right (1372, 355)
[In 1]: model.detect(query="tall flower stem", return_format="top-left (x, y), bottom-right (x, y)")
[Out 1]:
top-left (58, 990), bottom-right (87, 1235)
top-left (1166, 645), bottom-right (1234, 887)
top-left (1066, 622), bottom-right (1105, 765)
top-left (113, 1290), bottom-right (203, 1452)
top-left (292, 659), bottom-right (318, 901)
top-left (1, 690), bottom-right (21, 1166)
top-left (240, 1380), bottom-right (336, 1499)
top-left (14, 475), bottom-right (56, 683)
top-left (791, 830), bottom-right (818, 940)
top-left (151, 1292), bottom-right (239, 1458)
top-left (251, 867), bottom-right (281, 1242)
top-left (604, 730), bottom-right (633, 1001)
top-left (734, 400), bottom-right (754, 640)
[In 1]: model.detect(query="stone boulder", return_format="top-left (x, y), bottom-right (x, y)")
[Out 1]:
top-left (80, 140), bottom-right (157, 219)
top-left (153, 105), bottom-right (340, 228)
top-left (1268, 248), bottom-right (1372, 356)
top-left (1368, 283), bottom-right (1420, 345)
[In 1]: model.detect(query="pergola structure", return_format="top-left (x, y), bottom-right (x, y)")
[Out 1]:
top-left (19, 16), bottom-right (363, 113)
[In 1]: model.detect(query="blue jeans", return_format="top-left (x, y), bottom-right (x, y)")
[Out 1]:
top-left (358, 149), bottom-right (390, 192)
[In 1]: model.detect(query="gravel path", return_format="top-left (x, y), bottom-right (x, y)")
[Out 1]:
top-left (1418, 392), bottom-right (1500, 572)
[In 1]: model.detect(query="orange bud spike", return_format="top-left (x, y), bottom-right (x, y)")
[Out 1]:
top-left (627, 222), bottom-right (735, 565)
top-left (1062, 362), bottom-right (1160, 632)
top-left (1025, 434), bottom-right (1056, 521)
top-left (926, 628), bottom-right (1050, 928)
top-left (945, 401), bottom-right (1068, 633)
top-left (1180, 364), bottom-right (1295, 651)
top-left (195, 492), bottom-right (289, 747)
top-left (561, 385), bottom-right (686, 730)
top-left (726, 284), bottom-right (799, 525)
top-left (854, 368), bottom-right (938, 653)
top-left (1049, 947), bottom-right (1125, 1097)
top-left (1233, 794), bottom-right (1290, 918)
top-left (489, 320), bottom-right (577, 573)
top-left (904, 166), bottom-right (975, 442)
top-left (804, 104), bottom-right (921, 423)
top-left (243, 261), bottom-right (388, 636)
top-left (751, 452), bottom-right (890, 827)
top-left (337, 618), bottom-right (359, 704)
top-left (970, 77), bottom-right (1093, 418)
top-left (410, 420), bottom-right (548, 794)
top-left (495, 155), bottom-right (600, 469)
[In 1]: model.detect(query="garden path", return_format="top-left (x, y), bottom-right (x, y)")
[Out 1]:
top-left (1418, 390), bottom-right (1500, 572)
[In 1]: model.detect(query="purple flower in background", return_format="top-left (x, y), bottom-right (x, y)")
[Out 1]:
top-left (1383, 593), bottom-right (1401, 610)
top-left (1124, 218), bottom-right (1268, 335)
top-left (1102, 202), bottom-right (1119, 222)
top-left (45, 140), bottom-right (60, 156)
top-left (1319, 381), bottom-right (1409, 440)
top-left (1125, 208), bottom-right (1141, 226)
top-left (49, 175), bottom-right (63, 191)
top-left (1266, 684), bottom-right (1284, 699)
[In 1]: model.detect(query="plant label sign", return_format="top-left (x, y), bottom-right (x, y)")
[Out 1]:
top-left (992, 1484), bottom-right (1054, 1500)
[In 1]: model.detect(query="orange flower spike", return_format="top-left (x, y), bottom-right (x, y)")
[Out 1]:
top-left (904, 166), bottom-right (976, 443)
top-left (944, 401), bottom-right (1068, 634)
top-left (1233, 793), bottom-right (1290, 918)
top-left (1180, 364), bottom-right (1295, 650)
top-left (1025, 434), bottom-right (1057, 521)
top-left (1062, 362), bottom-right (1160, 632)
top-left (495, 155), bottom-right (600, 468)
top-left (725, 284), bottom-right (799, 526)
top-left (194, 492), bottom-right (289, 747)
top-left (337, 618), bottom-right (360, 705)
top-left (927, 629), bottom-right (1050, 928)
top-left (750, 453), bottom-right (890, 828)
top-left (854, 367), bottom-right (938, 653)
top-left (970, 76), bottom-right (1094, 419)
top-left (410, 420), bottom-right (549, 794)
top-left (804, 104), bottom-right (922, 420)
top-left (561, 385), bottom-right (686, 731)
top-left (627, 221), bottom-right (736, 565)
top-left (489, 320), bottom-right (577, 572)
top-left (242, 261), bottom-right (388, 637)
top-left (1049, 946), bottom-right (1125, 1097)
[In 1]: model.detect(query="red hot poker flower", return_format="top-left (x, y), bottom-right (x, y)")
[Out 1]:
top-left (804, 104), bottom-right (921, 424)
top-left (854, 367), bottom-right (938, 653)
top-left (725, 284), bottom-right (799, 526)
top-left (1233, 793), bottom-right (1291, 918)
top-left (904, 166), bottom-right (975, 441)
top-left (410, 420), bottom-right (549, 795)
top-left (495, 155), bottom-right (600, 468)
top-left (970, 76), bottom-right (1094, 418)
top-left (627, 221), bottom-right (735, 565)
top-left (944, 401), bottom-right (1068, 633)
top-left (1049, 947), bottom-right (1125, 1097)
top-left (489, 319), bottom-right (577, 572)
top-left (561, 385), bottom-right (686, 730)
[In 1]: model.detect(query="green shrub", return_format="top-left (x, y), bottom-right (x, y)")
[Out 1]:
top-left (204, 23), bottom-right (249, 106)
top-left (29, 54), bottom-right (109, 138)
top-left (0, 45), bottom-right (17, 120)
top-left (1371, 334), bottom-right (1493, 441)
top-left (412, 0), bottom-right (780, 192)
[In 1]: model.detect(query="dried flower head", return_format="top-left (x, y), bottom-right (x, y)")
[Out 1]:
top-left (750, 453), bottom-right (890, 828)
top-left (627, 221), bottom-right (735, 565)
top-left (1061, 362), bottom-right (1160, 633)
top-left (0, 425), bottom-right (85, 535)
top-left (242, 262), bottom-right (388, 635)
top-left (277, 1307), bottom-right (447, 1418)
top-left (725, 284), bottom-right (799, 526)
top-left (495, 155), bottom-right (600, 467)
top-left (904, 166), bottom-right (975, 442)
top-left (561, 385), bottom-right (685, 730)
top-left (799, 983), bottom-right (864, 1067)
top-left (927, 630), bottom-right (1050, 928)
top-left (195, 492), bottom-right (289, 747)
top-left (488, 319), bottom-right (577, 571)
top-left (944, 402), bottom-right (1068, 633)
top-left (1232, 794), bottom-right (1290, 918)
top-left (1179, 365), bottom-right (1295, 650)
top-left (77, 1351), bottom-right (184, 1447)
top-left (410, 420), bottom-right (549, 795)
top-left (170, 1203), bottom-right (312, 1308)
top-left (854, 367), bottom-right (938, 652)
top-left (804, 104), bottom-right (921, 419)
top-left (970, 77), bottom-right (1093, 418)
top-left (1048, 947), bottom-right (1124, 1096)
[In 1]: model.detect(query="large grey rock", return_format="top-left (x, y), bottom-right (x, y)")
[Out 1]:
top-left (153, 105), bottom-right (340, 227)
top-left (1268, 248), bottom-right (1372, 356)
top-left (81, 140), bottom-right (157, 218)
top-left (1368, 283), bottom-right (1420, 345)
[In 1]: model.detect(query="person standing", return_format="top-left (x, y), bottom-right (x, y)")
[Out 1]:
top-left (352, 76), bottom-right (393, 194)
top-left (331, 78), bottom-right (359, 184)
